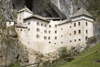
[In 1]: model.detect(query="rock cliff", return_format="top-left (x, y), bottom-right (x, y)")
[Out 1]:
top-left (1, 0), bottom-right (100, 67)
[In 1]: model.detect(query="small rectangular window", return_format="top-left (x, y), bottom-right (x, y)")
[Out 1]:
top-left (55, 37), bottom-right (57, 40)
top-left (70, 26), bottom-right (71, 28)
top-left (74, 39), bottom-right (76, 42)
top-left (55, 31), bottom-right (57, 33)
top-left (74, 31), bottom-right (76, 34)
top-left (49, 31), bottom-right (51, 34)
top-left (44, 36), bottom-right (47, 40)
top-left (45, 24), bottom-right (47, 27)
top-left (48, 37), bottom-right (50, 40)
top-left (61, 35), bottom-right (63, 37)
top-left (49, 25), bottom-right (51, 28)
top-left (41, 23), bottom-right (43, 26)
top-left (36, 35), bottom-right (40, 38)
top-left (37, 22), bottom-right (39, 25)
top-left (55, 25), bottom-right (57, 27)
top-left (86, 22), bottom-right (88, 26)
top-left (28, 28), bottom-right (30, 31)
top-left (86, 30), bottom-right (88, 34)
top-left (44, 30), bottom-right (47, 33)
top-left (70, 40), bottom-right (72, 42)
top-left (20, 29), bottom-right (22, 31)
top-left (78, 22), bottom-right (80, 26)
top-left (28, 22), bottom-right (30, 25)
top-left (37, 28), bottom-right (40, 32)
top-left (49, 41), bottom-right (51, 44)
top-left (54, 43), bottom-right (56, 44)
top-left (9, 22), bottom-right (11, 24)
top-left (79, 39), bottom-right (81, 41)
top-left (61, 28), bottom-right (63, 30)
top-left (61, 42), bottom-right (63, 44)
top-left (74, 23), bottom-right (76, 27)
top-left (79, 30), bottom-right (81, 34)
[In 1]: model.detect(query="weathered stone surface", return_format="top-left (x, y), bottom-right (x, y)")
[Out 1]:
top-left (1, 0), bottom-right (88, 20)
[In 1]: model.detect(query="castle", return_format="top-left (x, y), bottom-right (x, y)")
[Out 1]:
top-left (15, 6), bottom-right (94, 54)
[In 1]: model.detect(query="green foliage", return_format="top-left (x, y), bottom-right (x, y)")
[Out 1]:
top-left (59, 43), bottom-right (100, 67)
top-left (8, 62), bottom-right (21, 67)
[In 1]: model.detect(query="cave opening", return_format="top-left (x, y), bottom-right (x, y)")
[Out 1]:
top-left (25, 0), bottom-right (33, 11)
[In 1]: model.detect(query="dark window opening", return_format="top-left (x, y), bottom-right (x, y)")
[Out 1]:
top-left (49, 25), bottom-right (51, 28)
top-left (55, 31), bottom-right (57, 33)
top-left (86, 22), bottom-right (88, 26)
top-left (49, 41), bottom-right (51, 44)
top-left (55, 25), bottom-right (57, 27)
top-left (55, 37), bottom-right (57, 40)
top-left (37, 28), bottom-right (40, 32)
top-left (74, 23), bottom-right (76, 27)
top-left (79, 39), bottom-right (81, 41)
top-left (48, 37), bottom-right (50, 40)
top-left (36, 35), bottom-right (40, 38)
top-left (44, 36), bottom-right (47, 40)
top-left (79, 22), bottom-right (80, 26)
top-left (74, 31), bottom-right (76, 34)
top-left (86, 36), bottom-right (88, 41)
top-left (86, 30), bottom-right (88, 34)
top-left (74, 39), bottom-right (76, 42)
top-left (79, 30), bottom-right (81, 34)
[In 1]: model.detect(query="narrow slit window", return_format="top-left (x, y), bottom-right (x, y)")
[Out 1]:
top-left (74, 23), bottom-right (76, 27)
top-left (74, 31), bottom-right (76, 34)
top-left (79, 30), bottom-right (81, 34)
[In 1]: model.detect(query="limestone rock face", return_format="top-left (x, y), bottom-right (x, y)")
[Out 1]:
top-left (2, 0), bottom-right (88, 20)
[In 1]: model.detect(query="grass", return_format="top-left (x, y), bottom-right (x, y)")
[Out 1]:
top-left (58, 43), bottom-right (100, 67)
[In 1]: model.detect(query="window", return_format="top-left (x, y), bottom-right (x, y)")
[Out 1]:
top-left (44, 36), bottom-right (47, 40)
top-left (70, 40), bottom-right (72, 42)
top-left (36, 35), bottom-right (40, 38)
top-left (28, 22), bottom-right (30, 25)
top-left (55, 25), bottom-right (57, 27)
top-left (49, 31), bottom-right (51, 34)
top-left (70, 34), bottom-right (71, 35)
top-left (44, 30), bottom-right (47, 33)
top-left (79, 30), bottom-right (81, 34)
top-left (55, 37), bottom-right (57, 40)
top-left (86, 22), bottom-right (88, 26)
top-left (61, 35), bottom-right (63, 37)
top-left (61, 28), bottom-right (63, 30)
top-left (55, 31), bottom-right (57, 33)
top-left (37, 22), bottom-right (39, 25)
top-left (86, 36), bottom-right (88, 41)
top-left (49, 41), bottom-right (51, 44)
top-left (9, 22), bottom-right (11, 24)
top-left (70, 26), bottom-right (71, 28)
top-left (49, 25), bottom-right (51, 28)
top-left (54, 43), bottom-right (56, 44)
top-left (86, 30), bottom-right (88, 34)
top-left (74, 23), bottom-right (76, 27)
top-left (79, 39), bottom-right (81, 41)
top-left (41, 23), bottom-right (43, 26)
top-left (28, 28), bottom-right (30, 31)
top-left (48, 37), bottom-right (50, 40)
top-left (74, 31), bottom-right (76, 34)
top-left (61, 42), bottom-right (63, 44)
top-left (74, 39), bottom-right (76, 42)
top-left (20, 29), bottom-right (22, 31)
top-left (37, 28), bottom-right (40, 32)
top-left (45, 24), bottom-right (47, 27)
top-left (78, 22), bottom-right (80, 26)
